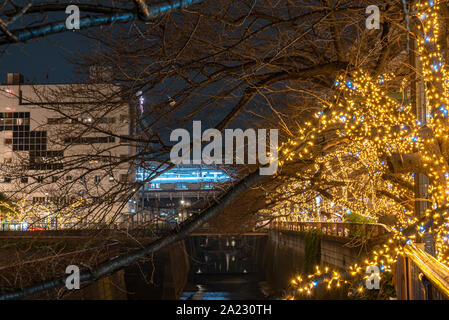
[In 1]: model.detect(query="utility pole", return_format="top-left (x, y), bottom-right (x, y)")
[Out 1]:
top-left (409, 25), bottom-right (435, 256)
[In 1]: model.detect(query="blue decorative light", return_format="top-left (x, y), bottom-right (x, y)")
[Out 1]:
top-left (429, 0), bottom-right (434, 6)
top-left (412, 136), bottom-right (418, 142)
top-left (346, 81), bottom-right (353, 89)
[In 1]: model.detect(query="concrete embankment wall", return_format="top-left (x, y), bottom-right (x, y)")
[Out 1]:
top-left (261, 230), bottom-right (365, 298)
top-left (267, 230), bottom-right (362, 269)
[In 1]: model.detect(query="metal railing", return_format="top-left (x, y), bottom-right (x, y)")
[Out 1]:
top-left (0, 220), bottom-right (178, 236)
top-left (0, 222), bottom-right (122, 231)
top-left (270, 221), bottom-right (391, 238)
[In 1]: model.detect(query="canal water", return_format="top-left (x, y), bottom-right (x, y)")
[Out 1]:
top-left (122, 234), bottom-right (348, 300)
top-left (180, 235), bottom-right (273, 300)
top-left (179, 234), bottom-right (348, 300)
top-left (180, 274), bottom-right (268, 300)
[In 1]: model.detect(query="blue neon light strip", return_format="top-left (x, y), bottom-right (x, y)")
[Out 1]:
top-left (136, 167), bottom-right (230, 183)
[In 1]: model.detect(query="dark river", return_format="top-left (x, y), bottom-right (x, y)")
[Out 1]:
top-left (121, 234), bottom-right (346, 300)
top-left (180, 274), bottom-right (268, 300)
top-left (180, 235), bottom-right (272, 300)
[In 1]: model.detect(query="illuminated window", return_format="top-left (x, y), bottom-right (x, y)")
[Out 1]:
top-left (176, 183), bottom-right (187, 190)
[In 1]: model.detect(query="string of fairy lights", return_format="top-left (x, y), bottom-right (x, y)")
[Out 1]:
top-left (262, 0), bottom-right (449, 298)
top-left (0, 195), bottom-right (95, 229)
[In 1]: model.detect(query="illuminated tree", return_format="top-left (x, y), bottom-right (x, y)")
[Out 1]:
top-left (273, 0), bottom-right (449, 298)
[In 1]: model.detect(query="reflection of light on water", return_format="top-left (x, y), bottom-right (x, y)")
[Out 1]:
top-left (180, 291), bottom-right (232, 300)
top-left (201, 292), bottom-right (231, 300)
top-left (180, 284), bottom-right (231, 300)
top-left (197, 284), bottom-right (205, 291)
top-left (181, 235), bottom-right (265, 300)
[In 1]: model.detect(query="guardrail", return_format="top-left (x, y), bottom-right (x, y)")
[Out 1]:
top-left (269, 221), bottom-right (391, 238)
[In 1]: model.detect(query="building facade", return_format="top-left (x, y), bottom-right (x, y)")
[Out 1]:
top-left (0, 73), bottom-right (136, 230)
top-left (133, 164), bottom-right (231, 228)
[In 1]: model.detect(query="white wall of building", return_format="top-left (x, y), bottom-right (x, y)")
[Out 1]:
top-left (0, 79), bottom-right (136, 228)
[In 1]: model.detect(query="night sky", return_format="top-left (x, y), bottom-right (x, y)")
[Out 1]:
top-left (0, 31), bottom-right (90, 84)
